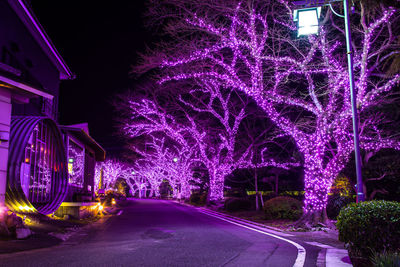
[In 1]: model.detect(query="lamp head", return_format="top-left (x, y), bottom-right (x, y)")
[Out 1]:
top-left (293, 7), bottom-right (321, 37)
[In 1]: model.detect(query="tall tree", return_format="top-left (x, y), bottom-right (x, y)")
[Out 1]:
top-left (140, 0), bottom-right (400, 225)
top-left (95, 159), bottom-right (125, 191)
top-left (138, 136), bottom-right (199, 198)
top-left (119, 90), bottom-right (297, 201)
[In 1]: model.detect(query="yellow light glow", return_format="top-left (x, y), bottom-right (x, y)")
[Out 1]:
top-left (18, 205), bottom-right (34, 212)
top-left (68, 163), bottom-right (73, 174)
top-left (24, 217), bottom-right (33, 225)
top-left (111, 199), bottom-right (116, 205)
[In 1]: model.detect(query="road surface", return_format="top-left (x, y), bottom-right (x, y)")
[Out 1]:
top-left (0, 199), bottom-right (321, 266)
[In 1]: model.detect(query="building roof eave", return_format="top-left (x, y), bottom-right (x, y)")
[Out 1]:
top-left (0, 74), bottom-right (54, 100)
top-left (8, 0), bottom-right (75, 80)
top-left (61, 126), bottom-right (106, 161)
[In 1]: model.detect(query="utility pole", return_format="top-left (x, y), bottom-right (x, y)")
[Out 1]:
top-left (292, 0), bottom-right (364, 202)
top-left (343, 0), bottom-right (365, 202)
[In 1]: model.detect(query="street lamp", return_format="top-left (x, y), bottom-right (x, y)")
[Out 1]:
top-left (173, 157), bottom-right (178, 163)
top-left (293, 7), bottom-right (321, 36)
top-left (292, 0), bottom-right (365, 202)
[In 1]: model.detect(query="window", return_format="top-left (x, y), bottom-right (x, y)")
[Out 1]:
top-left (21, 122), bottom-right (55, 203)
top-left (68, 140), bottom-right (84, 188)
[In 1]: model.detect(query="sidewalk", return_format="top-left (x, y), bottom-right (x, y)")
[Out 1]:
top-left (0, 232), bottom-right (61, 254)
top-left (0, 206), bottom-right (119, 255)
top-left (289, 228), bottom-right (352, 267)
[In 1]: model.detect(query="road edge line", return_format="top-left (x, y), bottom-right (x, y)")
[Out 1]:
top-left (199, 209), bottom-right (294, 237)
top-left (197, 209), bottom-right (306, 267)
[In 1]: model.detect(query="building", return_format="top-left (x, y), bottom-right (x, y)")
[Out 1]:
top-left (54, 124), bottom-right (106, 219)
top-left (61, 123), bottom-right (106, 202)
top-left (0, 0), bottom-right (74, 215)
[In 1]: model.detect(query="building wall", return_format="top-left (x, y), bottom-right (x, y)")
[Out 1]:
top-left (84, 149), bottom-right (96, 199)
top-left (0, 1), bottom-right (61, 120)
top-left (64, 134), bottom-right (97, 202)
top-left (0, 88), bottom-right (12, 206)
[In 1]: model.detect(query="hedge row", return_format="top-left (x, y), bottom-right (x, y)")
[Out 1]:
top-left (337, 200), bottom-right (400, 261)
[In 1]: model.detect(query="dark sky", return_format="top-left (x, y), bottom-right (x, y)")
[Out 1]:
top-left (30, 1), bottom-right (150, 156)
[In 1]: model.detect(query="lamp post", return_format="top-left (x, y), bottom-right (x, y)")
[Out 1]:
top-left (293, 0), bottom-right (365, 202)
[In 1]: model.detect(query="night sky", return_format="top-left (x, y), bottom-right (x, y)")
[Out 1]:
top-left (30, 1), bottom-right (150, 155)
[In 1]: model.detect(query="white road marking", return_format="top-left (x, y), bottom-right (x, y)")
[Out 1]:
top-left (326, 249), bottom-right (352, 267)
top-left (200, 209), bottom-right (294, 237)
top-left (198, 209), bottom-right (306, 267)
top-left (305, 241), bottom-right (334, 249)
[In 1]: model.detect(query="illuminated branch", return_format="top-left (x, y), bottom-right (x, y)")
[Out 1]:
top-left (95, 159), bottom-right (125, 191)
top-left (141, 0), bottom-right (400, 222)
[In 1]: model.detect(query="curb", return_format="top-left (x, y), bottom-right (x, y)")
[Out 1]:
top-left (173, 200), bottom-right (352, 267)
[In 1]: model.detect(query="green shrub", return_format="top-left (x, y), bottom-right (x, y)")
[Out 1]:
top-left (263, 196), bottom-right (302, 220)
top-left (190, 192), bottom-right (207, 206)
top-left (261, 192), bottom-right (278, 202)
top-left (224, 198), bottom-right (251, 212)
top-left (337, 201), bottom-right (400, 259)
top-left (279, 191), bottom-right (305, 201)
top-left (326, 194), bottom-right (354, 219)
top-left (225, 188), bottom-right (247, 198)
top-left (371, 251), bottom-right (400, 267)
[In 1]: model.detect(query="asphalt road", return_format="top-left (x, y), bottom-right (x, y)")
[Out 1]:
top-left (0, 199), bottom-right (320, 267)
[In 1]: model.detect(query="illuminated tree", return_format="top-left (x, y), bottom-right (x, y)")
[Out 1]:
top-left (148, 136), bottom-right (200, 198)
top-left (120, 165), bottom-right (149, 198)
top-left (133, 161), bottom-right (164, 198)
top-left (141, 0), bottom-right (400, 224)
top-left (121, 92), bottom-right (298, 202)
top-left (95, 159), bottom-right (125, 191)
top-left (126, 135), bottom-right (199, 199)
top-left (180, 80), bottom-right (299, 200)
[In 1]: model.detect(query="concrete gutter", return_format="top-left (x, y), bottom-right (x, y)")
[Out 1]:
top-left (174, 201), bottom-right (352, 267)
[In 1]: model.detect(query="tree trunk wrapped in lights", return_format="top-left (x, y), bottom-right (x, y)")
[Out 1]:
top-left (95, 159), bottom-right (125, 191)
top-left (139, 137), bottom-right (199, 198)
top-left (139, 0), bottom-right (400, 225)
top-left (120, 94), bottom-right (298, 202)
top-left (121, 167), bottom-right (149, 198)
